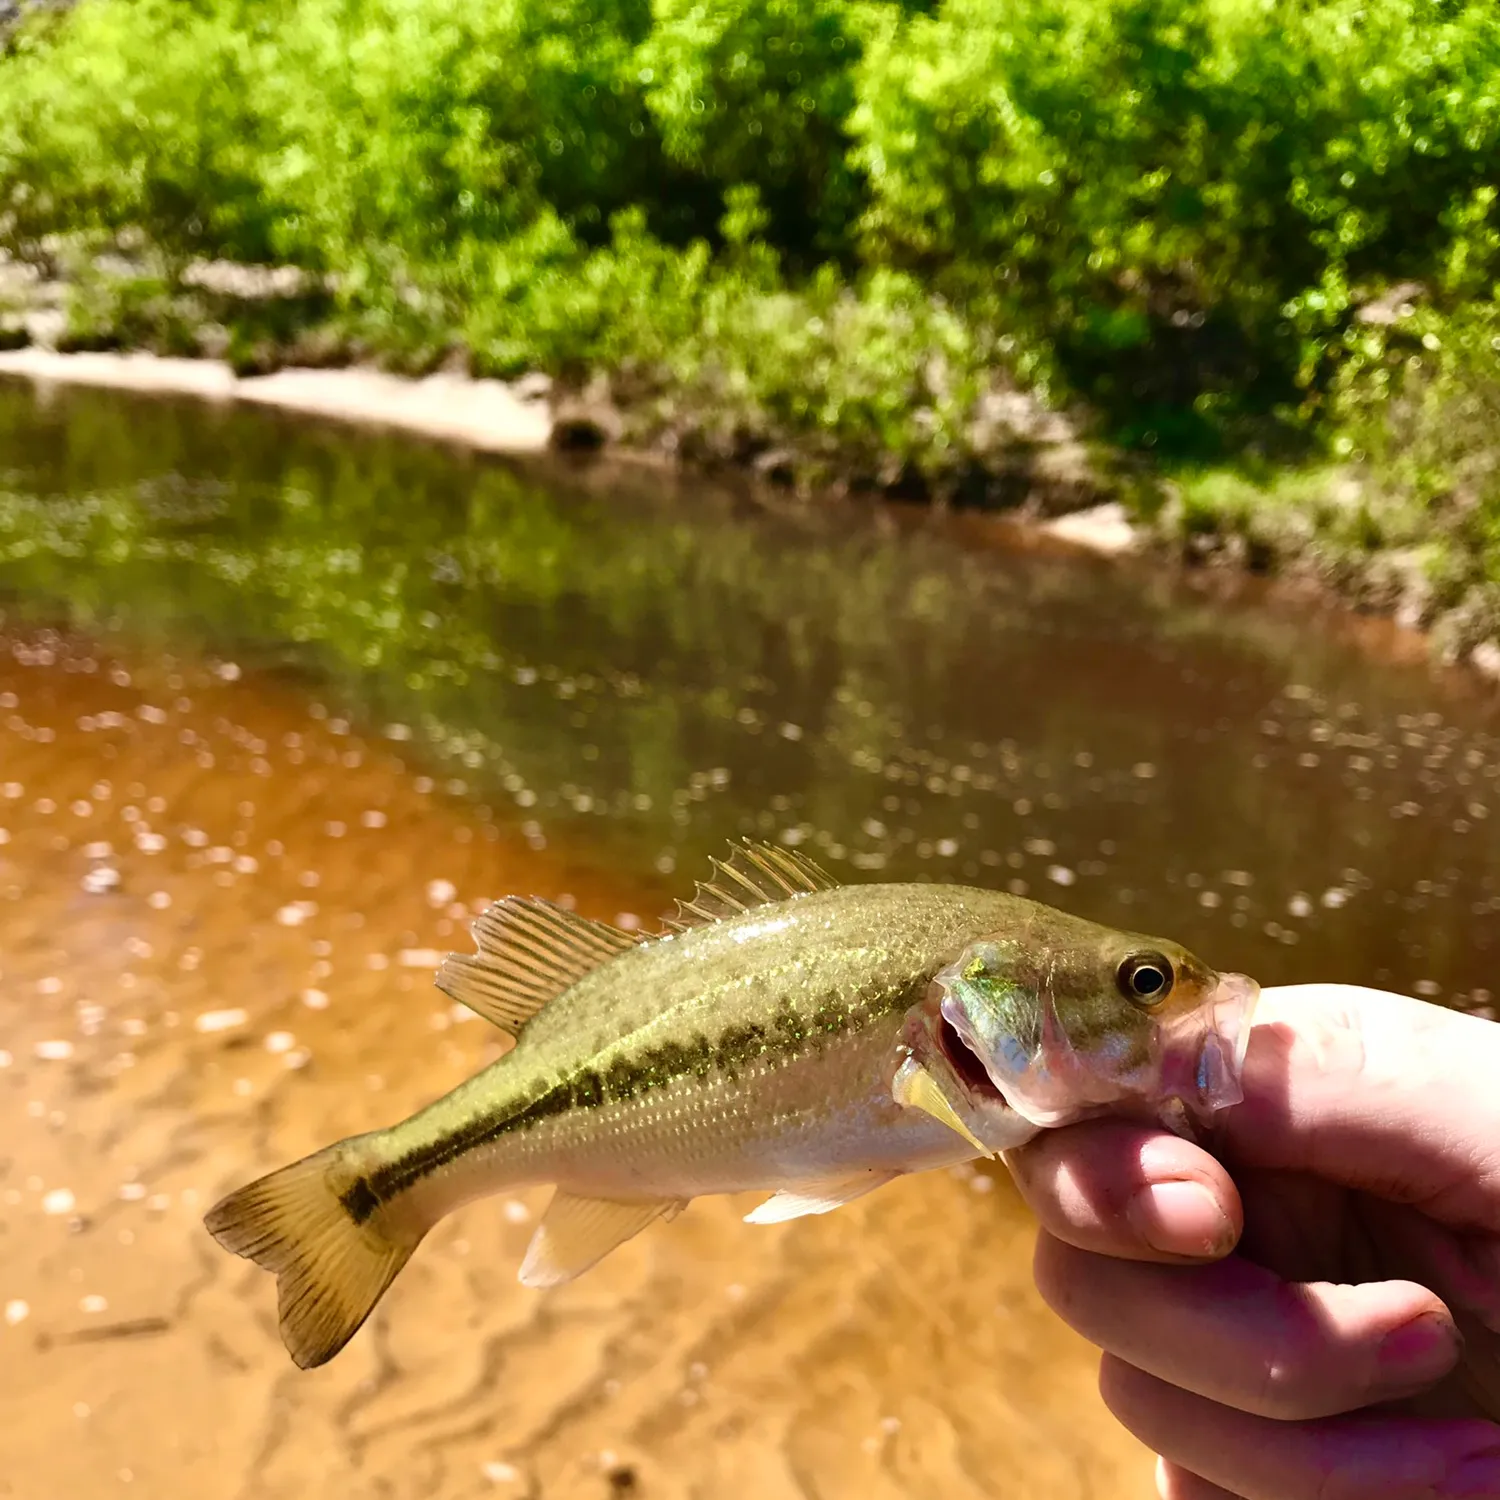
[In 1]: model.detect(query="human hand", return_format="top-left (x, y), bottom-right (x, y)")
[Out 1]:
top-left (1005, 984), bottom-right (1500, 1500)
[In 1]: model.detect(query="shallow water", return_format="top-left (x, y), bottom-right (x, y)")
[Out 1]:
top-left (2, 377), bottom-right (1498, 1499)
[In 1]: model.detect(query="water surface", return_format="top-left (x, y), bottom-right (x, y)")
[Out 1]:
top-left (2, 377), bottom-right (1498, 1499)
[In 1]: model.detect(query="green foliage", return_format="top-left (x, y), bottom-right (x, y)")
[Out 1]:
top-left (1335, 301), bottom-right (1500, 586)
top-left (56, 269), bottom-right (198, 354)
top-left (0, 0), bottom-right (677, 272)
top-left (245, 0), bottom-right (675, 276)
top-left (2, 0), bottom-right (1500, 491)
top-left (639, 0), bottom-right (871, 260)
top-left (1156, 295), bottom-right (1500, 659)
top-left (0, 0), bottom-right (267, 265)
top-left (851, 0), bottom-right (1500, 446)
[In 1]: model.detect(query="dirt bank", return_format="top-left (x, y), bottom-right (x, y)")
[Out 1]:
top-left (0, 347), bottom-right (553, 456)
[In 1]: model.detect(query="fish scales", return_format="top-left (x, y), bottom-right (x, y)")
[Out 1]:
top-left (364, 883), bottom-right (1022, 1213)
top-left (203, 840), bottom-right (1260, 1370)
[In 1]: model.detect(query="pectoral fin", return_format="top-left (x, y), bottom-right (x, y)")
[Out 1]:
top-left (744, 1171), bottom-right (898, 1224)
top-left (892, 1057), bottom-right (994, 1158)
top-left (518, 1190), bottom-right (684, 1288)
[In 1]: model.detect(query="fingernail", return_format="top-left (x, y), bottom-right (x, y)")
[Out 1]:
top-left (1127, 1180), bottom-right (1237, 1258)
top-left (1375, 1311), bottom-right (1461, 1391)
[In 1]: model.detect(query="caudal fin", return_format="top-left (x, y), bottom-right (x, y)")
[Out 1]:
top-left (204, 1147), bottom-right (423, 1369)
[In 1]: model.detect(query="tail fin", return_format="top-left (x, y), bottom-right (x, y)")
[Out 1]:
top-left (204, 1147), bottom-right (424, 1369)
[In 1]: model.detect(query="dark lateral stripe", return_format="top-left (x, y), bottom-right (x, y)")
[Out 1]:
top-left (341, 1081), bottom-right (577, 1223)
top-left (340, 980), bottom-right (924, 1225)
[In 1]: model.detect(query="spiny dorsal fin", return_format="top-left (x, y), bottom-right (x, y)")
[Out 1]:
top-left (436, 898), bottom-right (642, 1034)
top-left (662, 839), bottom-right (841, 933)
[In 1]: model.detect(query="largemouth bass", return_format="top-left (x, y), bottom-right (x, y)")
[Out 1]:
top-left (205, 841), bottom-right (1259, 1369)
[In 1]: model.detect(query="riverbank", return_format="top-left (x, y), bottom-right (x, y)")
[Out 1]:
top-left (5, 333), bottom-right (1497, 684)
top-left (0, 331), bottom-right (1131, 557)
top-left (4, 0), bottom-right (1500, 681)
top-left (0, 346), bottom-right (553, 454)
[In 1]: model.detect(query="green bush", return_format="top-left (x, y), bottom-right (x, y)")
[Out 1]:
top-left (0, 0), bottom-right (268, 265)
top-left (851, 0), bottom-right (1500, 445)
top-left (639, 0), bottom-right (872, 262)
top-left (1334, 300), bottom-right (1500, 570)
top-left (2, 0), bottom-right (1500, 483)
top-left (0, 0), bottom-right (676, 274)
top-left (246, 0), bottom-right (677, 278)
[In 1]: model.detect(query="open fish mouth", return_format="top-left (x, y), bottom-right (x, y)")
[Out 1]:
top-left (927, 961), bottom-right (1262, 1130)
top-left (936, 1011), bottom-right (1008, 1104)
top-left (1177, 970), bottom-right (1260, 1115)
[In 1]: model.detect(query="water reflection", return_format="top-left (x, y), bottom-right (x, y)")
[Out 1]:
top-left (3, 377), bottom-right (1498, 1006)
top-left (2, 375), bottom-right (1499, 1499)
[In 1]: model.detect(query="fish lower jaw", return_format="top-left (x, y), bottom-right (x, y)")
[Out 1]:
top-left (892, 1030), bottom-right (1034, 1157)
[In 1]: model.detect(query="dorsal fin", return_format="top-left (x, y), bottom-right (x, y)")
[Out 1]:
top-left (662, 839), bottom-right (841, 933)
top-left (435, 898), bottom-right (642, 1034)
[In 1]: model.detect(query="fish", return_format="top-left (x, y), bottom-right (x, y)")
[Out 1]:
top-left (204, 840), bottom-right (1259, 1370)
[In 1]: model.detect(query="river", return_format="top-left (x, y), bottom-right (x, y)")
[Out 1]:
top-left (2, 377), bottom-right (1497, 1500)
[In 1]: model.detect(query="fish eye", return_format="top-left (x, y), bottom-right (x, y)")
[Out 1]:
top-left (1116, 952), bottom-right (1174, 1007)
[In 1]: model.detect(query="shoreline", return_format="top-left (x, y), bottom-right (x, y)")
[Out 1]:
top-left (3, 343), bottom-right (1498, 688)
top-left (0, 345), bottom-right (554, 456)
top-left (0, 344), bottom-right (1142, 557)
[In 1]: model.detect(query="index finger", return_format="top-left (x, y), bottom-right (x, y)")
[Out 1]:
top-left (1005, 1118), bottom-right (1241, 1263)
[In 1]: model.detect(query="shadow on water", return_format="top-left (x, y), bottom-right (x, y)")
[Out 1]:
top-left (1, 376), bottom-right (1497, 1499)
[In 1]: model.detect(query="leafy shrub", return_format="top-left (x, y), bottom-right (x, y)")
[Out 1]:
top-left (246, 0), bottom-right (676, 278)
top-left (2, 0), bottom-right (1500, 489)
top-left (0, 0), bottom-right (268, 265)
top-left (851, 0), bottom-right (1500, 445)
top-left (1335, 301), bottom-right (1500, 572)
top-left (639, 0), bottom-right (871, 261)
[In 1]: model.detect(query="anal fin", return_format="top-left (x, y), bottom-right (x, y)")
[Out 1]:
top-left (518, 1190), bottom-right (683, 1288)
top-left (744, 1170), bottom-right (898, 1225)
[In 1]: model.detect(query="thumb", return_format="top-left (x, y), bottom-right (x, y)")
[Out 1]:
top-left (1004, 983), bottom-right (1500, 1267)
top-left (1216, 984), bottom-right (1500, 1236)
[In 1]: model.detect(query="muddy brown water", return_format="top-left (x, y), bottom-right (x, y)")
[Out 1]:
top-left (2, 378), bottom-right (1500, 1500)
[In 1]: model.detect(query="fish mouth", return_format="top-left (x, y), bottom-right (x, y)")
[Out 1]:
top-left (936, 1012), bottom-right (1007, 1104)
top-left (1156, 969), bottom-right (1261, 1120)
top-left (1193, 970), bottom-right (1260, 1113)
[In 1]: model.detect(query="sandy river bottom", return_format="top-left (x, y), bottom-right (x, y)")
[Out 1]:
top-left (0, 629), bottom-right (1152, 1500)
